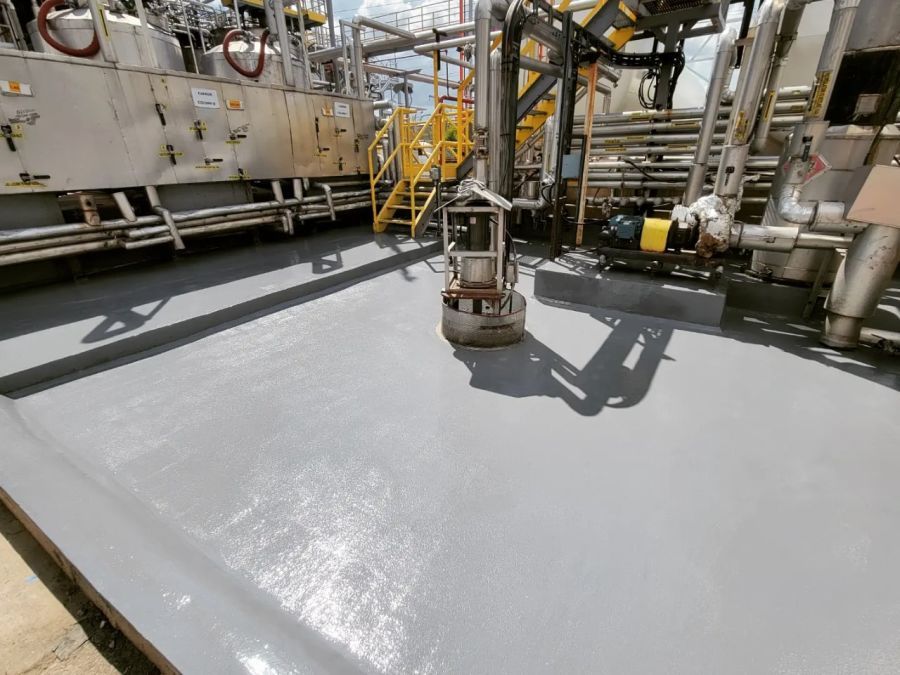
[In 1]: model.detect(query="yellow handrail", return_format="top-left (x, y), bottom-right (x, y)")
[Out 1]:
top-left (368, 107), bottom-right (416, 223)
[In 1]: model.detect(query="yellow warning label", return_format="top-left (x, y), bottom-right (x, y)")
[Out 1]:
top-left (733, 110), bottom-right (749, 144)
top-left (226, 140), bottom-right (241, 145)
top-left (761, 90), bottom-right (776, 122)
top-left (5, 180), bottom-right (45, 187)
top-left (806, 70), bottom-right (832, 118)
top-left (8, 80), bottom-right (20, 94)
top-left (226, 99), bottom-right (244, 110)
top-left (194, 165), bottom-right (220, 170)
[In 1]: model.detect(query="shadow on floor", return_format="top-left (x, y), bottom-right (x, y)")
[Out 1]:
top-left (721, 309), bottom-right (900, 391)
top-left (0, 224), bottom-right (374, 345)
top-left (0, 500), bottom-right (158, 674)
top-left (453, 308), bottom-right (674, 416)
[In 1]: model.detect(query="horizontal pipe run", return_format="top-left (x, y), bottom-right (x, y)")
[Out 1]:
top-left (0, 190), bottom-right (381, 245)
top-left (573, 115), bottom-right (801, 137)
top-left (0, 240), bottom-right (119, 267)
top-left (586, 181), bottom-right (773, 190)
top-left (588, 157), bottom-right (779, 170)
top-left (0, 231), bottom-right (112, 255)
top-left (0, 192), bottom-right (385, 264)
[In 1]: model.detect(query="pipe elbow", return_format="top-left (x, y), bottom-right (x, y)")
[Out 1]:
top-left (757, 0), bottom-right (788, 25)
top-left (716, 27), bottom-right (737, 54)
top-left (475, 0), bottom-right (495, 21)
top-left (776, 186), bottom-right (815, 225)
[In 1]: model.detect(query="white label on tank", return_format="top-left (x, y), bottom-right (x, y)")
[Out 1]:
top-left (191, 87), bottom-right (220, 109)
top-left (334, 101), bottom-right (351, 118)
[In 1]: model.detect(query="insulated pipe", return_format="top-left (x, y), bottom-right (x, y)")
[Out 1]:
top-left (473, 0), bottom-right (494, 183)
top-left (310, 0), bottom-right (599, 62)
top-left (714, 0), bottom-right (787, 200)
top-left (729, 222), bottom-right (853, 252)
top-left (803, 0), bottom-right (860, 122)
top-left (774, 184), bottom-right (862, 233)
top-left (273, 0), bottom-right (295, 88)
top-left (353, 15), bottom-right (416, 39)
top-left (588, 180), bottom-right (773, 190)
top-left (823, 225), bottom-right (900, 348)
top-left (575, 113), bottom-right (803, 136)
top-left (351, 22), bottom-right (365, 98)
top-left (488, 49), bottom-right (503, 191)
top-left (685, 28), bottom-right (736, 204)
top-left (750, 3), bottom-right (804, 153)
top-left (412, 30), bottom-right (501, 53)
top-left (440, 53), bottom-right (473, 70)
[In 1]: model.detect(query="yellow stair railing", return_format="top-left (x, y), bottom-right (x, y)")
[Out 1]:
top-left (368, 103), bottom-right (474, 236)
top-left (367, 0), bottom-right (636, 236)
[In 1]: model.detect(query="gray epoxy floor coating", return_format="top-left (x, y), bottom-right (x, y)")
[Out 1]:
top-left (10, 258), bottom-right (900, 674)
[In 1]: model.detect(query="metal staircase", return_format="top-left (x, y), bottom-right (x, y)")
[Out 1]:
top-left (368, 104), bottom-right (472, 236)
top-left (367, 0), bottom-right (637, 236)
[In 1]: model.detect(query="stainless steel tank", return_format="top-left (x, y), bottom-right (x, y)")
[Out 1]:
top-left (199, 41), bottom-right (308, 88)
top-left (28, 8), bottom-right (185, 70)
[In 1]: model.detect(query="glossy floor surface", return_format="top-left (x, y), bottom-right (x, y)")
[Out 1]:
top-left (2, 252), bottom-right (899, 673)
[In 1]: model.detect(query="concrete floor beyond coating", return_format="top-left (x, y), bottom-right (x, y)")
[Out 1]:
top-left (2, 247), bottom-right (900, 674)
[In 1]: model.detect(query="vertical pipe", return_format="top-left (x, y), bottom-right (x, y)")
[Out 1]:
top-left (177, 0), bottom-right (197, 71)
top-left (132, 0), bottom-right (159, 68)
top-left (685, 27), bottom-right (735, 203)
top-left (274, 0), bottom-right (296, 88)
top-left (433, 49), bottom-right (441, 105)
top-left (713, 0), bottom-right (786, 200)
top-left (473, 0), bottom-right (493, 183)
top-left (751, 4), bottom-right (803, 153)
top-left (88, 0), bottom-right (117, 63)
top-left (295, 4), bottom-right (313, 89)
top-left (803, 0), bottom-right (861, 122)
top-left (325, 0), bottom-right (336, 47)
top-left (352, 23), bottom-right (365, 98)
top-left (822, 225), bottom-right (900, 348)
top-left (488, 49), bottom-right (503, 191)
top-left (575, 62), bottom-right (598, 244)
top-left (233, 0), bottom-right (243, 31)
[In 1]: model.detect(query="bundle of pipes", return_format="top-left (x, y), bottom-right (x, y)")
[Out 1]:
top-left (0, 187), bottom-right (387, 267)
top-left (553, 85), bottom-right (817, 199)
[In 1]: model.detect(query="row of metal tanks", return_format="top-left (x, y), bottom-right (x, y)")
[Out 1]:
top-left (0, 47), bottom-right (372, 199)
top-left (25, 7), bottom-right (306, 86)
